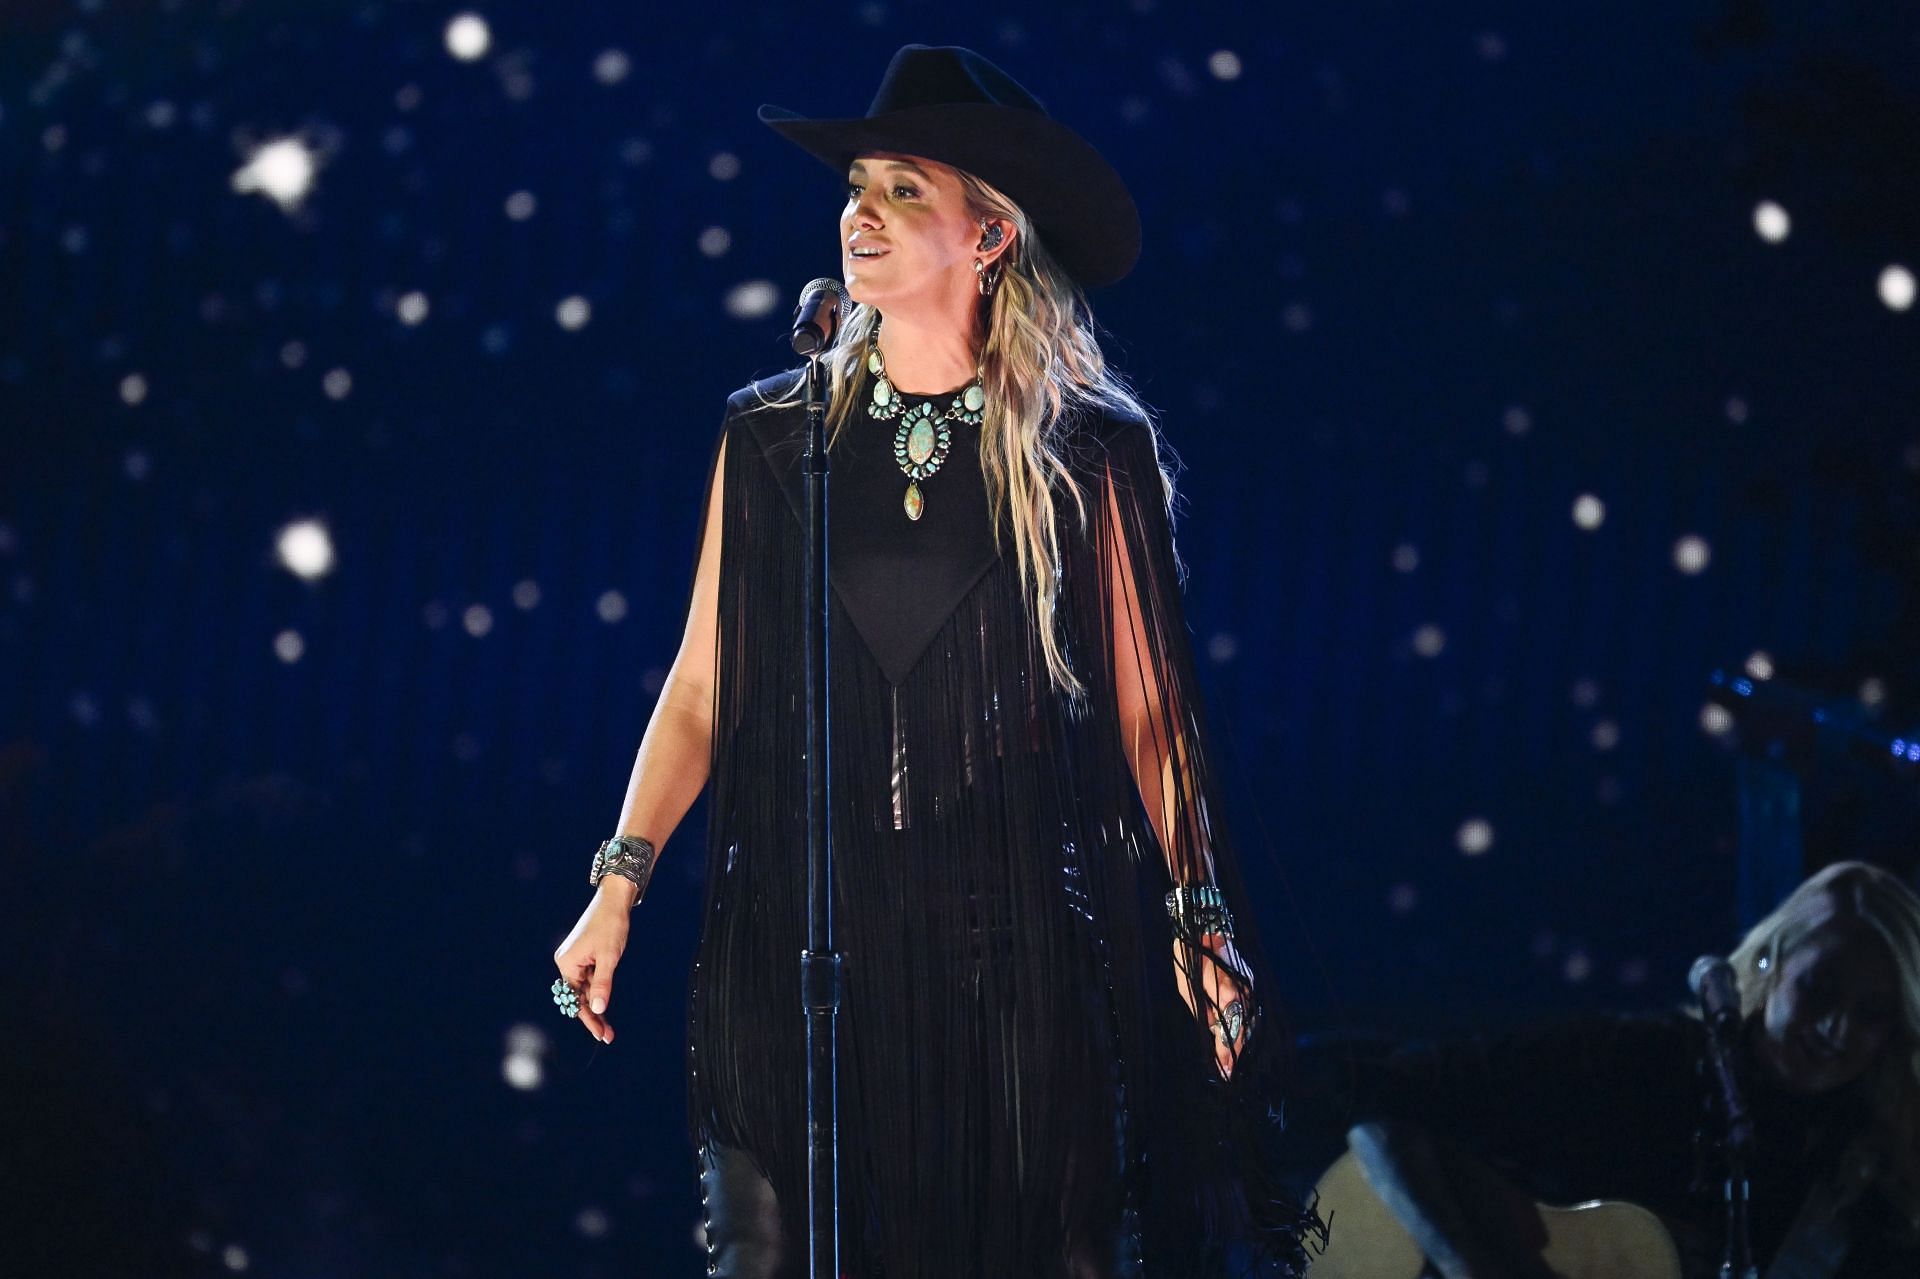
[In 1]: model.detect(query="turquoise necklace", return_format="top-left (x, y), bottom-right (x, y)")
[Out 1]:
top-left (864, 320), bottom-right (986, 521)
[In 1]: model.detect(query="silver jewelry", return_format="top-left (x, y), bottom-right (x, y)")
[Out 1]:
top-left (1212, 998), bottom-right (1249, 1045)
top-left (589, 834), bottom-right (657, 902)
top-left (551, 977), bottom-right (582, 1019)
top-left (1165, 883), bottom-right (1235, 943)
top-left (864, 315), bottom-right (986, 521)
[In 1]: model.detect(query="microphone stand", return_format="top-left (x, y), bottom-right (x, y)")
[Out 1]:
top-left (1700, 999), bottom-right (1759, 1279)
top-left (798, 348), bottom-right (843, 1279)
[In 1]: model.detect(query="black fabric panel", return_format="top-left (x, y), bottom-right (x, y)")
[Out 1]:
top-left (744, 374), bottom-right (1004, 686)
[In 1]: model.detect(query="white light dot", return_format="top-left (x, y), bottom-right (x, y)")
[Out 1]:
top-left (593, 48), bottom-right (631, 85)
top-left (1590, 720), bottom-right (1620, 751)
top-left (575, 1206), bottom-right (611, 1239)
top-left (463, 604), bottom-right (494, 637)
top-left (556, 295), bottom-right (592, 330)
top-left (322, 367), bottom-right (353, 400)
top-left (280, 340), bottom-right (307, 369)
top-left (119, 372), bottom-right (148, 405)
top-left (445, 13), bottom-right (491, 61)
top-left (724, 279), bottom-right (779, 320)
top-left (1860, 677), bottom-right (1886, 707)
top-left (1206, 632), bottom-right (1239, 664)
top-left (1879, 264), bottom-right (1915, 312)
top-left (502, 1052), bottom-right (543, 1090)
top-left (1280, 302), bottom-right (1313, 333)
top-left (1673, 534), bottom-right (1711, 575)
top-left (596, 589), bottom-right (628, 623)
top-left (273, 630), bottom-right (305, 663)
top-left (1753, 200), bottom-right (1790, 243)
top-left (69, 690), bottom-right (101, 727)
top-left (708, 151), bottom-right (741, 182)
top-left (1563, 950), bottom-right (1592, 983)
top-left (1475, 31), bottom-right (1508, 60)
top-left (231, 136), bottom-right (319, 212)
top-left (1745, 650), bottom-right (1774, 681)
top-left (1411, 624), bottom-right (1446, 658)
top-left (1390, 543), bottom-right (1419, 573)
top-left (1571, 493), bottom-right (1605, 530)
top-left (505, 189), bottom-right (537, 220)
top-left (275, 518), bottom-right (335, 580)
top-left (697, 226), bottom-right (732, 258)
top-left (1207, 50), bottom-right (1242, 80)
top-left (512, 579), bottom-right (541, 610)
top-left (507, 1023), bottom-right (548, 1055)
top-left (221, 1243), bottom-right (250, 1272)
top-left (1456, 818), bottom-right (1494, 856)
top-left (1571, 678), bottom-right (1600, 708)
top-left (397, 291), bottom-right (429, 325)
top-left (1386, 882), bottom-right (1418, 914)
top-left (1725, 396), bottom-right (1749, 424)
top-left (1700, 702), bottom-right (1734, 736)
top-left (1502, 405), bottom-right (1531, 436)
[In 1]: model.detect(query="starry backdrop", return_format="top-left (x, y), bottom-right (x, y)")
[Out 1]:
top-left (2, 1), bottom-right (1918, 1274)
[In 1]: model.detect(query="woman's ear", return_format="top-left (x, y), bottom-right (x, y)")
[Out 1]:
top-left (977, 217), bottom-right (1016, 267)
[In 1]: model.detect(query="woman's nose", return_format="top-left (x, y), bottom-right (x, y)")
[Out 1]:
top-left (1816, 1009), bottom-right (1852, 1050)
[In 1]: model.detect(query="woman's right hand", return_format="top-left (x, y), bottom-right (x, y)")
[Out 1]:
top-left (552, 884), bottom-right (637, 1044)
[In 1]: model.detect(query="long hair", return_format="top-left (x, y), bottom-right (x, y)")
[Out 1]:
top-left (749, 166), bottom-right (1166, 703)
top-left (1728, 860), bottom-right (1920, 1229)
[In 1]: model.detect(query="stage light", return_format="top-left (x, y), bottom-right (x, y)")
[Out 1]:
top-left (594, 49), bottom-right (631, 86)
top-left (505, 190), bottom-right (537, 221)
top-left (1503, 405), bottom-right (1532, 436)
top-left (709, 151), bottom-right (741, 182)
top-left (1207, 51), bottom-right (1243, 81)
top-left (397, 291), bottom-right (429, 325)
top-left (1860, 677), bottom-right (1886, 707)
top-left (725, 279), bottom-right (779, 320)
top-left (1699, 702), bottom-right (1733, 736)
top-left (1572, 493), bottom-right (1605, 529)
top-left (1591, 720), bottom-right (1619, 750)
top-left (445, 13), bottom-right (490, 62)
top-left (1456, 817), bottom-right (1494, 856)
top-left (556, 295), bottom-right (592, 330)
top-left (119, 372), bottom-right (147, 405)
top-left (697, 226), bottom-right (732, 258)
top-left (1744, 650), bottom-right (1774, 680)
top-left (1753, 199), bottom-right (1790, 243)
top-left (1412, 624), bottom-right (1445, 657)
top-left (1879, 264), bottom-right (1915, 312)
top-left (1391, 543), bottom-right (1419, 572)
top-left (322, 368), bottom-right (352, 400)
top-left (231, 136), bottom-right (318, 212)
top-left (462, 605), bottom-right (493, 638)
top-left (596, 589), bottom-right (628, 623)
top-left (512, 580), bottom-right (541, 610)
top-left (1672, 534), bottom-right (1711, 574)
top-left (273, 630), bottom-right (305, 663)
top-left (275, 518), bottom-right (334, 580)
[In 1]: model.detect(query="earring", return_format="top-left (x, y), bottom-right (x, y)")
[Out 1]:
top-left (974, 257), bottom-right (1002, 297)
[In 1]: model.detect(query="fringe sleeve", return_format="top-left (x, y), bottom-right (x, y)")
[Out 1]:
top-left (1085, 412), bottom-right (1329, 1273)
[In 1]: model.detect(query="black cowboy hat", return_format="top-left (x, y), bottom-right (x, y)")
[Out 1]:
top-left (757, 43), bottom-right (1141, 291)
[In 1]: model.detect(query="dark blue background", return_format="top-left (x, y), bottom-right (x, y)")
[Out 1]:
top-left (3, 2), bottom-right (1917, 1274)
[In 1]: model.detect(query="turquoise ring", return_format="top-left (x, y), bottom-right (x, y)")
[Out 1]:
top-left (551, 977), bottom-right (582, 1019)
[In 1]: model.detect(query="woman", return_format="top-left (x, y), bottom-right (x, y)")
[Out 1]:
top-left (1334, 859), bottom-right (1920, 1277)
top-left (549, 44), bottom-right (1321, 1279)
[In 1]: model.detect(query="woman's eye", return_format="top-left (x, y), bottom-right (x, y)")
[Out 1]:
top-left (843, 182), bottom-right (918, 200)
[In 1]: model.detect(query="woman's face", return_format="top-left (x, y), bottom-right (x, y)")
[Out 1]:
top-left (840, 150), bottom-right (998, 307)
top-left (1753, 917), bottom-right (1900, 1094)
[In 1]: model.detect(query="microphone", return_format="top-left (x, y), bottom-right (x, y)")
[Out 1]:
top-left (1689, 954), bottom-right (1755, 1157)
top-left (789, 277), bottom-right (850, 356)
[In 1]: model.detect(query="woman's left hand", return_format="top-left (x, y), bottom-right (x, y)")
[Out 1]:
top-left (1172, 935), bottom-right (1255, 1080)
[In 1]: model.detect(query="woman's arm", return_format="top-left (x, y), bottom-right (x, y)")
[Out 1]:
top-left (1102, 456), bottom-right (1213, 886)
top-left (594, 434), bottom-right (728, 911)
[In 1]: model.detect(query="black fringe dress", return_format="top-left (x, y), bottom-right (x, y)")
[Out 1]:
top-left (684, 368), bottom-right (1322, 1279)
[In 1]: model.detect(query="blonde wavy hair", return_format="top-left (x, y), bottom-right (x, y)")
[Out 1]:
top-left (749, 165), bottom-right (1165, 703)
top-left (1729, 859), bottom-right (1920, 1230)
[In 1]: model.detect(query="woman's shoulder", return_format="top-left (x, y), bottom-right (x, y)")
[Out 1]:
top-left (724, 366), bottom-right (809, 419)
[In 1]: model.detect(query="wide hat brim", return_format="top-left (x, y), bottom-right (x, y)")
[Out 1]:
top-left (756, 99), bottom-right (1142, 291)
